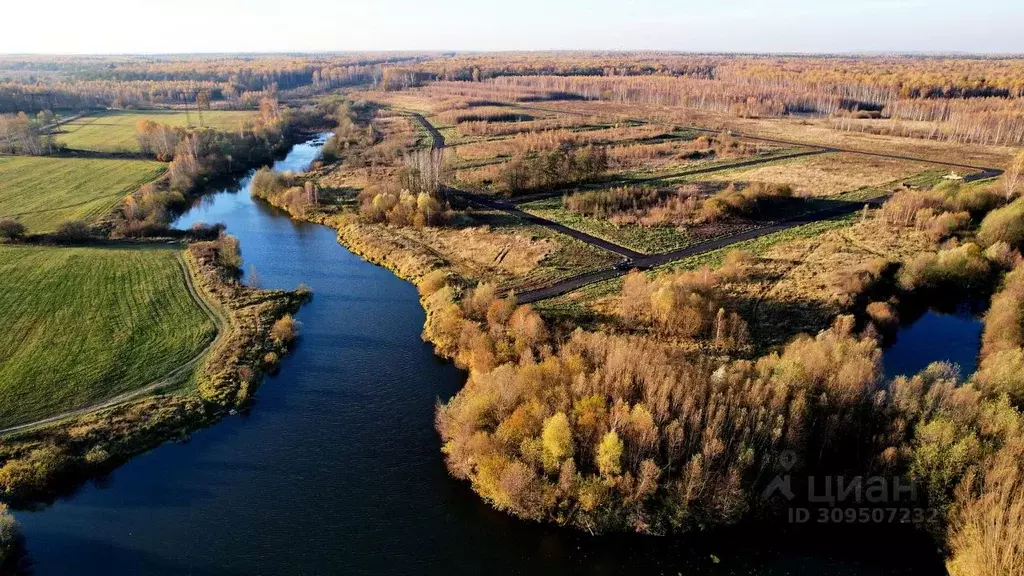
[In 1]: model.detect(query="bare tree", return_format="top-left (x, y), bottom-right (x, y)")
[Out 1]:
top-left (1005, 152), bottom-right (1024, 200)
top-left (196, 90), bottom-right (211, 127)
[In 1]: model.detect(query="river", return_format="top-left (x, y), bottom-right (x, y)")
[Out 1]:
top-left (13, 136), bottom-right (946, 575)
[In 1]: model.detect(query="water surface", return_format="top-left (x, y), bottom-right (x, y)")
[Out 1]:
top-left (14, 136), bottom-right (945, 575)
top-left (883, 308), bottom-right (983, 379)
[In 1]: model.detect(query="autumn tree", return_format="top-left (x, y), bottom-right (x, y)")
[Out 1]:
top-left (541, 412), bottom-right (573, 472)
top-left (596, 431), bottom-right (623, 477)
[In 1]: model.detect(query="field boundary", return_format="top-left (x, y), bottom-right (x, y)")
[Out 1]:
top-left (0, 251), bottom-right (228, 437)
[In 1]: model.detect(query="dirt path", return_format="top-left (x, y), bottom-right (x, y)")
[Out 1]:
top-left (515, 200), bottom-right (876, 304)
top-left (409, 112), bottom-right (903, 304)
top-left (0, 252), bottom-right (228, 437)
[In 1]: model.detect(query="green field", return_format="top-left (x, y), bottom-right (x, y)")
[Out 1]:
top-left (0, 156), bottom-right (166, 233)
top-left (57, 110), bottom-right (257, 153)
top-left (0, 244), bottom-right (217, 429)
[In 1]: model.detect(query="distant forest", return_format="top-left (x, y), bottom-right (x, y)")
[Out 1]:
top-left (3, 53), bottom-right (1024, 145)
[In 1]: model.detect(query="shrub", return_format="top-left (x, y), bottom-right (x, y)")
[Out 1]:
top-left (214, 234), bottom-right (243, 273)
top-left (700, 182), bottom-right (793, 222)
top-left (866, 301), bottom-right (899, 329)
top-left (974, 349), bottom-right (1024, 406)
top-left (437, 316), bottom-right (884, 533)
top-left (898, 243), bottom-right (991, 292)
top-left (417, 269), bottom-right (449, 297)
top-left (0, 444), bottom-right (74, 500)
top-left (359, 185), bottom-right (447, 227)
top-left (54, 220), bottom-right (91, 242)
top-left (617, 267), bottom-right (748, 347)
top-left (0, 219), bottom-right (26, 241)
top-left (498, 145), bottom-right (608, 194)
top-left (977, 198), bottom-right (1024, 248)
top-left (945, 439), bottom-right (1024, 576)
top-left (980, 265), bottom-right (1024, 359)
top-left (270, 315), bottom-right (298, 344)
top-left (983, 241), bottom-right (1019, 269)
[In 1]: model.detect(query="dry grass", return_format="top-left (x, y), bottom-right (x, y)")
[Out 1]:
top-left (568, 217), bottom-right (934, 350)
top-left (396, 220), bottom-right (558, 277)
top-left (451, 123), bottom-right (662, 162)
top-left (713, 218), bottom-right (933, 347)
top-left (700, 153), bottom-right (934, 197)
top-left (329, 207), bottom-right (620, 294)
top-left (528, 99), bottom-right (1017, 168)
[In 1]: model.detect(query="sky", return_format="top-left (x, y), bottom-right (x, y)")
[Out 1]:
top-left (3, 0), bottom-right (1023, 54)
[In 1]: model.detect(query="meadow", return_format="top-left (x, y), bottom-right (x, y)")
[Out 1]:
top-left (0, 155), bottom-right (165, 232)
top-left (0, 244), bottom-right (216, 429)
top-left (519, 195), bottom-right (693, 254)
top-left (57, 109), bottom-right (257, 153)
top-left (696, 153), bottom-right (936, 196)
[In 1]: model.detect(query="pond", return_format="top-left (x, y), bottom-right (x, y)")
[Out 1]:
top-left (883, 307), bottom-right (984, 380)
top-left (12, 136), bottom-right (946, 575)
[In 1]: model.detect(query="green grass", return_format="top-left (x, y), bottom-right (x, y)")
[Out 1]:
top-left (57, 110), bottom-right (256, 153)
top-left (520, 196), bottom-right (693, 254)
top-left (0, 156), bottom-right (165, 233)
top-left (0, 244), bottom-right (216, 428)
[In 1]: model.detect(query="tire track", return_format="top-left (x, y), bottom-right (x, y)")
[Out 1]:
top-left (0, 252), bottom-right (227, 437)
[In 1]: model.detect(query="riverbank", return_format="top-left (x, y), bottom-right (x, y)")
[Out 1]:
top-left (263, 138), bottom-right (1023, 576)
top-left (0, 134), bottom-right (326, 509)
top-left (0, 240), bottom-right (306, 504)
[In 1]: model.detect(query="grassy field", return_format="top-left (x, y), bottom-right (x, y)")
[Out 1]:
top-left (0, 155), bottom-right (165, 232)
top-left (696, 152), bottom-right (934, 196)
top-left (0, 244), bottom-right (216, 429)
top-left (57, 110), bottom-right (256, 153)
top-left (520, 196), bottom-right (693, 254)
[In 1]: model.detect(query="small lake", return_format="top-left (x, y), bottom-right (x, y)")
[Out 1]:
top-left (12, 136), bottom-right (945, 575)
top-left (883, 308), bottom-right (984, 380)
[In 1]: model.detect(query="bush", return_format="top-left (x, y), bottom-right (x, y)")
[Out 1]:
top-left (359, 184), bottom-right (447, 227)
top-left (270, 315), bottom-right (298, 344)
top-left (436, 316), bottom-right (883, 533)
top-left (617, 268), bottom-right (748, 347)
top-left (417, 269), bottom-right (449, 297)
top-left (214, 234), bottom-right (242, 273)
top-left (898, 243), bottom-right (991, 292)
top-left (866, 301), bottom-right (899, 329)
top-left (974, 349), bottom-right (1024, 406)
top-left (977, 198), bottom-right (1024, 248)
top-left (945, 438), bottom-right (1024, 576)
top-left (54, 220), bottom-right (91, 242)
top-left (0, 444), bottom-right (74, 500)
top-left (0, 219), bottom-right (26, 241)
top-left (700, 182), bottom-right (793, 222)
top-left (499, 145), bottom-right (608, 194)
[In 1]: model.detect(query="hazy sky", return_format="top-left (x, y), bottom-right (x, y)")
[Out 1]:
top-left (3, 0), bottom-right (1023, 54)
